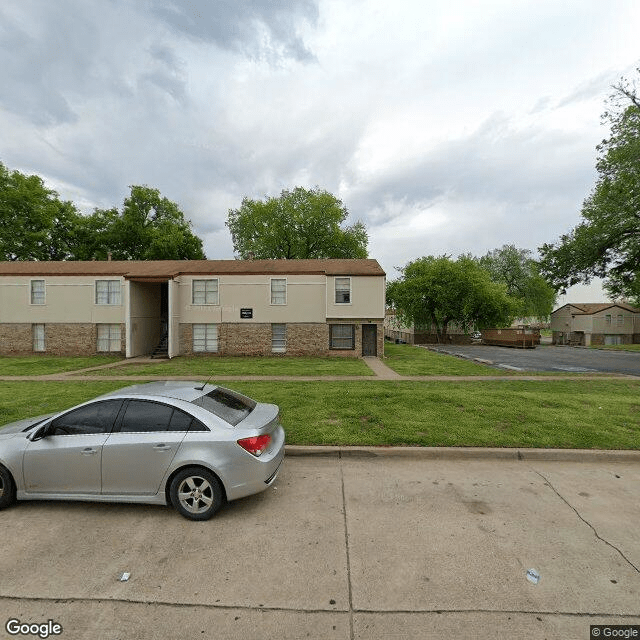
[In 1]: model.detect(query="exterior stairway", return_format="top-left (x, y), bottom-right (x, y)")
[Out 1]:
top-left (151, 330), bottom-right (169, 359)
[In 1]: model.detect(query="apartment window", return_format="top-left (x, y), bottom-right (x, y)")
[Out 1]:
top-left (330, 324), bottom-right (355, 350)
top-left (97, 324), bottom-right (121, 352)
top-left (33, 324), bottom-right (45, 352)
top-left (335, 277), bottom-right (351, 304)
top-left (271, 279), bottom-right (287, 305)
top-left (605, 314), bottom-right (612, 326)
top-left (272, 324), bottom-right (287, 353)
top-left (193, 324), bottom-right (219, 352)
top-left (192, 279), bottom-right (219, 305)
top-left (30, 280), bottom-right (45, 305)
top-left (95, 280), bottom-right (121, 305)
top-left (617, 314), bottom-right (624, 326)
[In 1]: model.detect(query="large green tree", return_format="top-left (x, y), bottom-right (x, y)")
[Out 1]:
top-left (0, 161), bottom-right (81, 261)
top-left (478, 244), bottom-right (556, 319)
top-left (539, 71), bottom-right (640, 305)
top-left (226, 187), bottom-right (368, 259)
top-left (386, 255), bottom-right (517, 342)
top-left (73, 185), bottom-right (205, 260)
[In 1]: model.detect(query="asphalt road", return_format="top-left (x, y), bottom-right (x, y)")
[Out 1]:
top-left (0, 451), bottom-right (638, 639)
top-left (429, 344), bottom-right (640, 376)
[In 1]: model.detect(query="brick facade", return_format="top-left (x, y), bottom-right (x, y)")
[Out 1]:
top-left (0, 323), bottom-right (125, 356)
top-left (178, 321), bottom-right (383, 357)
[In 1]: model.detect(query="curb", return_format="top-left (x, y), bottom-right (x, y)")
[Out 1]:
top-left (284, 445), bottom-right (640, 462)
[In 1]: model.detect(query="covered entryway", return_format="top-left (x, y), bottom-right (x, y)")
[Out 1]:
top-left (362, 324), bottom-right (377, 356)
top-left (126, 279), bottom-right (169, 357)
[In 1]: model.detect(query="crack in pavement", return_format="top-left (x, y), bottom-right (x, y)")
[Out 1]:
top-left (533, 469), bottom-right (640, 575)
top-left (0, 595), bottom-right (638, 619)
top-left (339, 451), bottom-right (355, 640)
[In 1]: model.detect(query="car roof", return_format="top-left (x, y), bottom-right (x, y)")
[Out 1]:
top-left (99, 381), bottom-right (215, 403)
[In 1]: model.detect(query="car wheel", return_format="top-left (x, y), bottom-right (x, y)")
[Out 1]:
top-left (0, 466), bottom-right (16, 510)
top-left (169, 467), bottom-right (223, 521)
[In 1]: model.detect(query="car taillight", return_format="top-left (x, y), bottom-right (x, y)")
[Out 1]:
top-left (237, 434), bottom-right (271, 457)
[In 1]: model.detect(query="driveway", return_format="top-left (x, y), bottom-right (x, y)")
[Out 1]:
top-left (429, 344), bottom-right (640, 376)
top-left (0, 450), bottom-right (638, 639)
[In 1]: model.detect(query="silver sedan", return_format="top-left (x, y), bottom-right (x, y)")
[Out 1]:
top-left (0, 382), bottom-right (285, 520)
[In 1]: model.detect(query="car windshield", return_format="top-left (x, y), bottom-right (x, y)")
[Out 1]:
top-left (191, 388), bottom-right (256, 426)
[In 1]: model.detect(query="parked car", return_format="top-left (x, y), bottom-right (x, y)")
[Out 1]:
top-left (0, 382), bottom-right (285, 520)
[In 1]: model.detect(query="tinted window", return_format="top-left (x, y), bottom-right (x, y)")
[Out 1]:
top-left (169, 408), bottom-right (194, 432)
top-left (120, 401), bottom-right (174, 433)
top-left (191, 388), bottom-right (255, 426)
top-left (50, 400), bottom-right (123, 436)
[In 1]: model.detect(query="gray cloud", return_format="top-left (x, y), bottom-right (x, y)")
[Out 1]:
top-left (149, 0), bottom-right (318, 61)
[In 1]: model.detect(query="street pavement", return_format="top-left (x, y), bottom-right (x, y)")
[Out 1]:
top-left (429, 344), bottom-right (640, 376)
top-left (0, 450), bottom-right (638, 639)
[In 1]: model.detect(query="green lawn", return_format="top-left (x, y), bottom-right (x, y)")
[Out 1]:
top-left (383, 342), bottom-right (507, 376)
top-left (0, 355), bottom-right (123, 376)
top-left (87, 355), bottom-right (374, 377)
top-left (2, 379), bottom-right (639, 450)
top-left (590, 344), bottom-right (640, 352)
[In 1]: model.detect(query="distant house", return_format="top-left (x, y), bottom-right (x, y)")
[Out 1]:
top-left (0, 259), bottom-right (385, 358)
top-left (550, 303), bottom-right (640, 346)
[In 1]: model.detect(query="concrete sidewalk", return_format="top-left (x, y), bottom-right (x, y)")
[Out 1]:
top-left (0, 454), bottom-right (638, 639)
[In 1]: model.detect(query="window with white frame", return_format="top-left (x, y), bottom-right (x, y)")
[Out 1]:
top-left (33, 324), bottom-right (45, 352)
top-left (192, 279), bottom-right (219, 305)
top-left (30, 280), bottom-right (45, 305)
top-left (97, 324), bottom-right (121, 352)
top-left (193, 324), bottom-right (219, 352)
top-left (271, 279), bottom-right (286, 305)
top-left (329, 324), bottom-right (355, 350)
top-left (272, 324), bottom-right (286, 353)
top-left (95, 280), bottom-right (121, 305)
top-left (617, 314), bottom-right (624, 326)
top-left (605, 314), bottom-right (612, 325)
top-left (335, 277), bottom-right (351, 304)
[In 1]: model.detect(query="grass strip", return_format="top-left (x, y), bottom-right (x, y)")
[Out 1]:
top-left (0, 356), bottom-right (124, 376)
top-left (1, 380), bottom-right (639, 450)
top-left (85, 355), bottom-right (374, 377)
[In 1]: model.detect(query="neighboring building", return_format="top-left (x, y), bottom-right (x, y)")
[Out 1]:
top-left (384, 310), bottom-right (472, 344)
top-left (550, 303), bottom-right (640, 346)
top-left (0, 259), bottom-right (385, 358)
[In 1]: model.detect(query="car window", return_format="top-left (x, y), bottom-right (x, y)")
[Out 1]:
top-left (169, 408), bottom-right (195, 432)
top-left (191, 388), bottom-right (256, 426)
top-left (49, 400), bottom-right (123, 436)
top-left (119, 400), bottom-right (174, 433)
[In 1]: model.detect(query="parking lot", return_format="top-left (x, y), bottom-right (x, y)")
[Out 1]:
top-left (429, 344), bottom-right (640, 376)
top-left (0, 451), bottom-right (638, 639)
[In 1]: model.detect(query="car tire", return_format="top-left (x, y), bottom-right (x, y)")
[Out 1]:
top-left (169, 467), bottom-right (223, 521)
top-left (0, 465), bottom-right (16, 510)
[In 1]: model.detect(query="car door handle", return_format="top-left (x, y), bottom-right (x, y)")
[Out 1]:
top-left (153, 444), bottom-right (172, 451)
top-left (81, 448), bottom-right (98, 455)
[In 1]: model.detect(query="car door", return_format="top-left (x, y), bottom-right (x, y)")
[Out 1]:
top-left (101, 400), bottom-right (190, 496)
top-left (22, 400), bottom-right (123, 495)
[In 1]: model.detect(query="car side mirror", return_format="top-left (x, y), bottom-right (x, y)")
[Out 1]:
top-left (29, 423), bottom-right (50, 442)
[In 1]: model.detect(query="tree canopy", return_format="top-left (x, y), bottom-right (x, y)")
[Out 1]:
top-left (72, 186), bottom-right (205, 260)
top-left (0, 161), bottom-right (81, 261)
top-left (0, 162), bottom-right (205, 261)
top-left (478, 244), bottom-right (556, 319)
top-left (386, 255), bottom-right (517, 342)
top-left (539, 71), bottom-right (640, 305)
top-left (226, 187), bottom-right (368, 259)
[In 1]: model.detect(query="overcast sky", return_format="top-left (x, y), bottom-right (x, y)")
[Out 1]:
top-left (1, 0), bottom-right (639, 303)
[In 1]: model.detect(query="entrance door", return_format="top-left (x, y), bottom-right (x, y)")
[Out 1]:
top-left (362, 324), bottom-right (377, 356)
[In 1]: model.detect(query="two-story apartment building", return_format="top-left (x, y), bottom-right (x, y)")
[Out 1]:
top-left (551, 302), bottom-right (640, 346)
top-left (0, 259), bottom-right (385, 358)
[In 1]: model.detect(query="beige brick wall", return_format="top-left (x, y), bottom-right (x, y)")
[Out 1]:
top-left (0, 323), bottom-right (125, 356)
top-left (0, 323), bottom-right (32, 355)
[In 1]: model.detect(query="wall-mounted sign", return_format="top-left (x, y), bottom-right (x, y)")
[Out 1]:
top-left (240, 308), bottom-right (253, 319)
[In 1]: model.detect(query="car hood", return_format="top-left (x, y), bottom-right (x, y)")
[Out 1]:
top-left (0, 414), bottom-right (54, 436)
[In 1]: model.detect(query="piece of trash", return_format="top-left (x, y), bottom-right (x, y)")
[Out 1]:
top-left (119, 572), bottom-right (131, 582)
top-left (526, 569), bottom-right (540, 584)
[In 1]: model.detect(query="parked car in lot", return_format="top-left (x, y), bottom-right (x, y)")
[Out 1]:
top-left (0, 382), bottom-right (285, 520)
